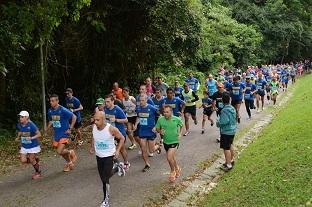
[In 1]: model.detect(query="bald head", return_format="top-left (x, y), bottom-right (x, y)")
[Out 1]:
top-left (94, 111), bottom-right (106, 129)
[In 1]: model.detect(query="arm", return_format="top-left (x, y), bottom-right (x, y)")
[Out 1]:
top-left (110, 126), bottom-right (125, 158)
top-left (191, 91), bottom-right (199, 102)
top-left (218, 110), bottom-right (230, 126)
top-left (73, 104), bottom-right (83, 112)
top-left (89, 136), bottom-right (95, 154)
top-left (29, 129), bottom-right (41, 141)
top-left (15, 132), bottom-right (22, 142)
top-left (70, 114), bottom-right (77, 130)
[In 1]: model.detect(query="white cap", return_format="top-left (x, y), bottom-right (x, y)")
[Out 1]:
top-left (18, 111), bottom-right (29, 117)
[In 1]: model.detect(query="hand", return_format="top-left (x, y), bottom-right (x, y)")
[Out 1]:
top-left (114, 150), bottom-right (120, 159)
top-left (214, 107), bottom-right (218, 112)
top-left (89, 147), bottom-right (95, 154)
top-left (110, 117), bottom-right (116, 122)
top-left (26, 136), bottom-right (32, 141)
top-left (15, 137), bottom-right (20, 142)
top-left (70, 108), bottom-right (74, 112)
top-left (133, 125), bottom-right (137, 131)
top-left (65, 129), bottom-right (72, 134)
top-left (160, 129), bottom-right (165, 136)
top-left (152, 127), bottom-right (156, 133)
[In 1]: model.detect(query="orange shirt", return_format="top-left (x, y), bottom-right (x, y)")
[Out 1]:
top-left (113, 88), bottom-right (124, 100)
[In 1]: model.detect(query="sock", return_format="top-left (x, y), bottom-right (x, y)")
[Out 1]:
top-left (226, 163), bottom-right (232, 168)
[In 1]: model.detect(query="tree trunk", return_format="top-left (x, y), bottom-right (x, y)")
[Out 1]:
top-left (40, 42), bottom-right (47, 131)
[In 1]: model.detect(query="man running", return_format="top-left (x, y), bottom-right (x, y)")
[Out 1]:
top-left (174, 81), bottom-right (183, 99)
top-left (181, 83), bottom-right (199, 136)
top-left (112, 82), bottom-right (124, 100)
top-left (122, 87), bottom-right (137, 150)
top-left (16, 111), bottom-right (42, 180)
top-left (90, 111), bottom-right (125, 207)
top-left (217, 92), bottom-right (237, 172)
top-left (104, 94), bottom-right (130, 171)
top-left (156, 105), bottom-right (183, 182)
top-left (244, 76), bottom-right (257, 119)
top-left (185, 72), bottom-right (200, 92)
top-left (154, 77), bottom-right (169, 96)
top-left (162, 88), bottom-right (185, 117)
top-left (134, 94), bottom-right (161, 172)
top-left (200, 91), bottom-right (214, 134)
top-left (255, 73), bottom-right (267, 112)
top-left (46, 94), bottom-right (77, 172)
top-left (65, 88), bottom-right (83, 141)
top-left (212, 83), bottom-right (227, 142)
top-left (205, 74), bottom-right (217, 98)
top-left (229, 76), bottom-right (245, 123)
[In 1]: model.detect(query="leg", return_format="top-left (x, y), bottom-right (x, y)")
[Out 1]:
top-left (76, 128), bottom-right (82, 140)
top-left (120, 144), bottom-right (128, 163)
top-left (235, 103), bottom-right (241, 121)
top-left (208, 114), bottom-right (214, 125)
top-left (127, 122), bottom-right (135, 145)
top-left (201, 114), bottom-right (207, 132)
top-left (224, 150), bottom-right (232, 165)
top-left (256, 94), bottom-right (260, 110)
top-left (245, 100), bottom-right (251, 118)
top-left (56, 143), bottom-right (70, 162)
top-left (20, 154), bottom-right (28, 164)
top-left (184, 113), bottom-right (190, 133)
top-left (139, 138), bottom-right (149, 166)
top-left (261, 95), bottom-right (265, 110)
top-left (166, 148), bottom-right (178, 173)
top-left (230, 145), bottom-right (235, 162)
top-left (29, 153), bottom-right (40, 173)
top-left (96, 156), bottom-right (114, 202)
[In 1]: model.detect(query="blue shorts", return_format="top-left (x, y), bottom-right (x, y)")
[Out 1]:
top-left (256, 90), bottom-right (265, 96)
top-left (139, 134), bottom-right (156, 140)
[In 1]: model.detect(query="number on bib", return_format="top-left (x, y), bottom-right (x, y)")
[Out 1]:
top-left (52, 121), bottom-right (61, 128)
top-left (140, 118), bottom-right (148, 126)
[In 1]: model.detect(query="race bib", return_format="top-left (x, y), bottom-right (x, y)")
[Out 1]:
top-left (140, 118), bottom-right (148, 126)
top-left (52, 120), bottom-right (61, 128)
top-left (218, 102), bottom-right (224, 108)
top-left (21, 136), bottom-right (31, 144)
top-left (95, 141), bottom-right (110, 151)
top-left (233, 90), bottom-right (239, 96)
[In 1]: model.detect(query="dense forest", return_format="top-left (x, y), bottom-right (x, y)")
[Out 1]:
top-left (0, 0), bottom-right (311, 132)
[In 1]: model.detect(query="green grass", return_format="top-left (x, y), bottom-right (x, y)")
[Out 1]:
top-left (200, 75), bottom-right (312, 207)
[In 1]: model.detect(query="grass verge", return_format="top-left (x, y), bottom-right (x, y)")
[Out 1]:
top-left (199, 74), bottom-right (312, 207)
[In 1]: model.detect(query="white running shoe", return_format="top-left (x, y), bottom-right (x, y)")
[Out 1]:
top-left (148, 153), bottom-right (154, 157)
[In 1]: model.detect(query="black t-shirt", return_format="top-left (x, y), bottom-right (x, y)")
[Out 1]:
top-left (212, 91), bottom-right (226, 109)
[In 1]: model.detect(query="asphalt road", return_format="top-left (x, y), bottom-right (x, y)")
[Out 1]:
top-left (0, 105), bottom-right (266, 207)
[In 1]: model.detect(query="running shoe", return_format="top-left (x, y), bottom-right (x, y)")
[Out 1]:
top-left (168, 171), bottom-right (176, 182)
top-left (32, 172), bottom-right (41, 180)
top-left (156, 144), bottom-right (161, 154)
top-left (183, 131), bottom-right (190, 136)
top-left (257, 109), bottom-right (261, 113)
top-left (160, 139), bottom-right (163, 147)
top-left (220, 163), bottom-right (232, 172)
top-left (69, 162), bottom-right (75, 170)
top-left (100, 199), bottom-right (109, 207)
top-left (210, 122), bottom-right (214, 126)
top-left (194, 119), bottom-right (198, 125)
top-left (237, 117), bottom-right (241, 124)
top-left (124, 162), bottom-right (131, 172)
top-left (148, 153), bottom-right (154, 157)
top-left (63, 163), bottom-right (71, 172)
top-left (128, 144), bottom-right (137, 150)
top-left (216, 138), bottom-right (220, 143)
top-left (201, 130), bottom-right (204, 134)
top-left (142, 165), bottom-right (151, 172)
top-left (138, 150), bottom-right (142, 155)
top-left (117, 162), bottom-right (126, 177)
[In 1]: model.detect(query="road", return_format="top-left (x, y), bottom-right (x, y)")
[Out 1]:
top-left (0, 105), bottom-right (266, 207)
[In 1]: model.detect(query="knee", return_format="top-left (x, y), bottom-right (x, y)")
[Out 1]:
top-left (21, 157), bottom-right (28, 164)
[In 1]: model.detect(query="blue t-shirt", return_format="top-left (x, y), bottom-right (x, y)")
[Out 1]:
top-left (282, 76), bottom-right (289, 83)
top-left (104, 105), bottom-right (127, 136)
top-left (162, 97), bottom-right (185, 117)
top-left (202, 97), bottom-right (213, 112)
top-left (65, 96), bottom-right (82, 123)
top-left (185, 77), bottom-right (199, 91)
top-left (266, 76), bottom-right (272, 84)
top-left (244, 82), bottom-right (256, 100)
top-left (206, 80), bottom-right (217, 97)
top-left (174, 86), bottom-right (183, 99)
top-left (256, 79), bottom-right (267, 91)
top-left (230, 82), bottom-right (245, 101)
top-left (48, 105), bottom-right (74, 141)
top-left (152, 96), bottom-right (165, 117)
top-left (225, 81), bottom-right (233, 91)
top-left (17, 121), bottom-right (39, 149)
top-left (136, 104), bottom-right (158, 137)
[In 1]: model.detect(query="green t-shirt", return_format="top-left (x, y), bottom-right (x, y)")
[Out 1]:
top-left (155, 116), bottom-right (183, 144)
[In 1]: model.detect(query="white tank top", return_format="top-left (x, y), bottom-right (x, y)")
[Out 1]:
top-left (92, 123), bottom-right (116, 158)
top-left (122, 96), bottom-right (137, 117)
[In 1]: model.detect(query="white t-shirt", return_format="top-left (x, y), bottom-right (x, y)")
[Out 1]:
top-left (92, 123), bottom-right (115, 158)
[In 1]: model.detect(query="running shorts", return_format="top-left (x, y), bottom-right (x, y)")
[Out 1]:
top-left (185, 105), bottom-right (196, 116)
top-left (164, 143), bottom-right (179, 152)
top-left (220, 134), bottom-right (235, 150)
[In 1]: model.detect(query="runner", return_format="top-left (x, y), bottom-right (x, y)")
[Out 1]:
top-left (229, 76), bottom-right (245, 123)
top-left (46, 94), bottom-right (77, 172)
top-left (265, 74), bottom-right (273, 102)
top-left (162, 88), bottom-right (185, 117)
top-left (154, 76), bottom-right (169, 96)
top-left (174, 81), bottom-right (183, 99)
top-left (244, 76), bottom-right (257, 119)
top-left (290, 67), bottom-right (296, 83)
top-left (224, 75), bottom-right (233, 92)
top-left (112, 82), bottom-right (124, 100)
top-left (205, 74), bottom-right (217, 98)
top-left (185, 72), bottom-right (200, 92)
top-left (122, 87), bottom-right (137, 150)
top-left (216, 92), bottom-right (237, 172)
top-left (155, 105), bottom-right (183, 182)
top-left (95, 98), bottom-right (105, 112)
top-left (255, 73), bottom-right (267, 112)
top-left (65, 88), bottom-right (83, 141)
top-left (270, 77), bottom-right (279, 105)
top-left (16, 111), bottom-right (42, 180)
top-left (90, 111), bottom-right (125, 207)
top-left (282, 74), bottom-right (289, 91)
top-left (212, 83), bottom-right (227, 142)
top-left (181, 83), bottom-right (199, 136)
top-left (152, 88), bottom-right (165, 122)
top-left (134, 94), bottom-right (161, 172)
top-left (200, 91), bottom-right (214, 134)
top-left (104, 94), bottom-right (130, 171)
top-left (145, 77), bottom-right (156, 97)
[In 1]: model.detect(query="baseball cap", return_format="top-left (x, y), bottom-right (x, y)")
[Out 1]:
top-left (18, 111), bottom-right (29, 117)
top-left (65, 88), bottom-right (73, 93)
top-left (96, 98), bottom-right (104, 105)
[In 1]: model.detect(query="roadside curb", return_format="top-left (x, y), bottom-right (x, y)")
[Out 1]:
top-left (165, 91), bottom-right (293, 207)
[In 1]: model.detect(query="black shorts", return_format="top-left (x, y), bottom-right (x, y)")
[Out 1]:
top-left (231, 99), bottom-right (242, 106)
top-left (256, 90), bottom-right (265, 97)
top-left (74, 121), bottom-right (82, 129)
top-left (185, 105), bottom-right (196, 116)
top-left (203, 110), bottom-right (213, 116)
top-left (164, 143), bottom-right (179, 152)
top-left (127, 116), bottom-right (137, 125)
top-left (266, 87), bottom-right (271, 93)
top-left (220, 134), bottom-right (235, 150)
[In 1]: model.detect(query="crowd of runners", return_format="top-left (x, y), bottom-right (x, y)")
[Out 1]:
top-left (15, 61), bottom-right (310, 207)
